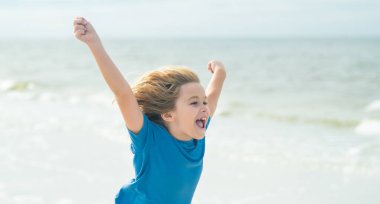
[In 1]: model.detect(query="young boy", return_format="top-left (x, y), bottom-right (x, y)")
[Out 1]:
top-left (73, 16), bottom-right (226, 204)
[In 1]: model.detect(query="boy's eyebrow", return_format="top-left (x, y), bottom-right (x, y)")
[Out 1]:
top-left (187, 96), bottom-right (207, 100)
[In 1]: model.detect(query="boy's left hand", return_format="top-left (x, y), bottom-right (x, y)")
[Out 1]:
top-left (207, 60), bottom-right (226, 74)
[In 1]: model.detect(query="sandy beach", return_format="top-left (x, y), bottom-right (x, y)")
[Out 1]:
top-left (1, 38), bottom-right (380, 203)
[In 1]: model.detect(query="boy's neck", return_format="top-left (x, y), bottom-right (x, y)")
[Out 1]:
top-left (165, 123), bottom-right (193, 141)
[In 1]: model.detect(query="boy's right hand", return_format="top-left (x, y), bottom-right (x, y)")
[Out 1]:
top-left (73, 17), bottom-right (100, 45)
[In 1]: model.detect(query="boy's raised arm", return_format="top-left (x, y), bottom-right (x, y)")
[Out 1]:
top-left (73, 17), bottom-right (143, 134)
top-left (206, 60), bottom-right (227, 117)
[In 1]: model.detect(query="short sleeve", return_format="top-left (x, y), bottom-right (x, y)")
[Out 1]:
top-left (205, 116), bottom-right (211, 130)
top-left (127, 114), bottom-right (153, 152)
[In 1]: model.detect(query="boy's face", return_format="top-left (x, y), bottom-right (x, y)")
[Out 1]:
top-left (165, 82), bottom-right (210, 141)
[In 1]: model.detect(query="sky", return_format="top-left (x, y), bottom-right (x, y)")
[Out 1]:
top-left (0, 0), bottom-right (379, 38)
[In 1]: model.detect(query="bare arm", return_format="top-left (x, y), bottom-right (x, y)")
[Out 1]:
top-left (206, 60), bottom-right (227, 117)
top-left (73, 17), bottom-right (143, 133)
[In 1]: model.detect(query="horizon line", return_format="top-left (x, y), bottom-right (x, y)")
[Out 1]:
top-left (1, 35), bottom-right (380, 40)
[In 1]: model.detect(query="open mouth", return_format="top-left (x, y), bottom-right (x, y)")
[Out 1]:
top-left (195, 117), bottom-right (207, 129)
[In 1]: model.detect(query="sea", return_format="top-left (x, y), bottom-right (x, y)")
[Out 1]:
top-left (1, 37), bottom-right (380, 204)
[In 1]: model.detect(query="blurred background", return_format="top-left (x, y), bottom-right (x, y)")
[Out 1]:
top-left (1, 0), bottom-right (380, 204)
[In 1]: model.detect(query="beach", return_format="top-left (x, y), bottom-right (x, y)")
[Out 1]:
top-left (1, 38), bottom-right (380, 204)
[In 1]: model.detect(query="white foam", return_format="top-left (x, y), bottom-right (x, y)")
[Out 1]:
top-left (55, 198), bottom-right (74, 204)
top-left (67, 95), bottom-right (81, 104)
top-left (86, 93), bottom-right (114, 107)
top-left (30, 137), bottom-right (50, 150)
top-left (0, 191), bottom-right (11, 203)
top-left (0, 80), bottom-right (14, 91)
top-left (355, 119), bottom-right (380, 136)
top-left (366, 99), bottom-right (380, 112)
top-left (13, 194), bottom-right (43, 204)
top-left (38, 92), bottom-right (56, 103)
top-left (0, 79), bottom-right (35, 92)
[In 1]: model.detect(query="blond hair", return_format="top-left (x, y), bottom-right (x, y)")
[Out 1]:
top-left (132, 67), bottom-right (200, 126)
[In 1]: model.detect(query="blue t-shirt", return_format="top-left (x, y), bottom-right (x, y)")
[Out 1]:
top-left (115, 114), bottom-right (211, 204)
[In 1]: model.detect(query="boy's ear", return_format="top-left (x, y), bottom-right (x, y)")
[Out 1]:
top-left (161, 112), bottom-right (175, 122)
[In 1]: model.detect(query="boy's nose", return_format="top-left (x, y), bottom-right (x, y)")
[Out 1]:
top-left (201, 106), bottom-right (208, 113)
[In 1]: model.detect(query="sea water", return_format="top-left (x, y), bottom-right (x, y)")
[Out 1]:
top-left (0, 38), bottom-right (380, 204)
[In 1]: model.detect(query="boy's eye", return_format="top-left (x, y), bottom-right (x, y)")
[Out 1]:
top-left (190, 101), bottom-right (208, 106)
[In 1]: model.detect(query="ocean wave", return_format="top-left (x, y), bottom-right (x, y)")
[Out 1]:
top-left (0, 80), bottom-right (113, 107)
top-left (366, 99), bottom-right (380, 112)
top-left (0, 80), bottom-right (36, 92)
top-left (35, 92), bottom-right (113, 106)
top-left (355, 119), bottom-right (380, 136)
top-left (255, 111), bottom-right (358, 128)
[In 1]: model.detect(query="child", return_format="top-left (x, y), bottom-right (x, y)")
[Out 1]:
top-left (73, 17), bottom-right (226, 204)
